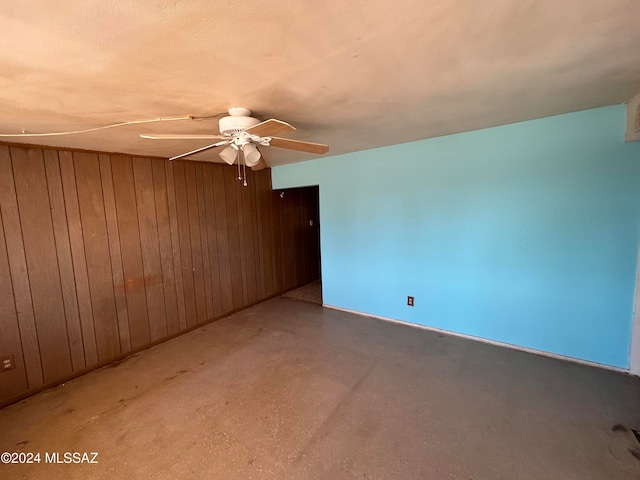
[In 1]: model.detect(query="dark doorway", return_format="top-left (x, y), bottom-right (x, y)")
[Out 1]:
top-left (275, 185), bottom-right (322, 304)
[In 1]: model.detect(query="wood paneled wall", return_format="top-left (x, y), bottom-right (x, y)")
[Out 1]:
top-left (0, 144), bottom-right (320, 405)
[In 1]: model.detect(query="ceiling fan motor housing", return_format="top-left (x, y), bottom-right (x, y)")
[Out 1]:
top-left (219, 108), bottom-right (261, 134)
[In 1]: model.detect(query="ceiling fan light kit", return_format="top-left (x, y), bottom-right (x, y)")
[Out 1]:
top-left (242, 143), bottom-right (261, 167)
top-left (219, 144), bottom-right (239, 165)
top-left (141, 107), bottom-right (330, 186)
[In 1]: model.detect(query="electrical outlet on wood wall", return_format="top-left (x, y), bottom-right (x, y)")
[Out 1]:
top-left (1, 354), bottom-right (16, 372)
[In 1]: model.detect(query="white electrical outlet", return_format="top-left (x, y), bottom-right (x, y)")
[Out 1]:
top-left (1, 354), bottom-right (15, 372)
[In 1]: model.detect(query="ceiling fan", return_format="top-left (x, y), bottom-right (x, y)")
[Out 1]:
top-left (140, 107), bottom-right (329, 173)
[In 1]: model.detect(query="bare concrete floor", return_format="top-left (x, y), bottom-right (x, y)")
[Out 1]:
top-left (1, 296), bottom-right (640, 479)
top-left (282, 280), bottom-right (323, 305)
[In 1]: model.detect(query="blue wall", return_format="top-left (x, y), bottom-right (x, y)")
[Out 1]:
top-left (273, 106), bottom-right (640, 368)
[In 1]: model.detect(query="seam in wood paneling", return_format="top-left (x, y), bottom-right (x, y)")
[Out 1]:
top-left (253, 171), bottom-right (266, 298)
top-left (223, 166), bottom-right (244, 310)
top-left (133, 157), bottom-right (168, 342)
top-left (44, 150), bottom-right (87, 371)
top-left (0, 205), bottom-right (30, 399)
top-left (98, 153), bottom-right (132, 352)
top-left (195, 164), bottom-right (213, 320)
top-left (128, 157), bottom-right (153, 343)
top-left (236, 174), bottom-right (250, 305)
top-left (111, 155), bottom-right (151, 349)
top-left (152, 159), bottom-right (179, 336)
top-left (172, 161), bottom-right (197, 327)
top-left (184, 162), bottom-right (206, 324)
top-left (241, 171), bottom-right (258, 305)
top-left (0, 146), bottom-right (45, 388)
top-left (59, 150), bottom-right (99, 367)
top-left (202, 165), bottom-right (223, 318)
top-left (164, 161), bottom-right (187, 331)
top-left (212, 165), bottom-right (233, 314)
top-left (73, 152), bottom-right (120, 362)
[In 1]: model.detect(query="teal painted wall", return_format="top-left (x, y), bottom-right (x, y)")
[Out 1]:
top-left (273, 106), bottom-right (640, 368)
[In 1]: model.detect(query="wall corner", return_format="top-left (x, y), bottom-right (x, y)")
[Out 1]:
top-left (630, 243), bottom-right (640, 376)
top-left (625, 93), bottom-right (640, 143)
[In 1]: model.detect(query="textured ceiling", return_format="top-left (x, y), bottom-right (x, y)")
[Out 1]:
top-left (0, 1), bottom-right (639, 166)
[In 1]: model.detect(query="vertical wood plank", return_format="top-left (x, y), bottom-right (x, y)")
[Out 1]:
top-left (269, 183), bottom-right (281, 294)
top-left (234, 175), bottom-right (250, 305)
top-left (74, 152), bottom-right (120, 362)
top-left (202, 164), bottom-right (223, 318)
top-left (44, 149), bottom-right (86, 371)
top-left (98, 154), bottom-right (131, 352)
top-left (111, 155), bottom-right (151, 349)
top-left (280, 190), bottom-right (290, 289)
top-left (212, 165), bottom-right (233, 313)
top-left (0, 206), bottom-right (30, 402)
top-left (172, 161), bottom-right (197, 327)
top-left (271, 187), bottom-right (285, 293)
top-left (249, 171), bottom-right (262, 300)
top-left (281, 190), bottom-right (294, 289)
top-left (298, 189), bottom-right (306, 284)
top-left (240, 171), bottom-right (258, 304)
top-left (0, 146), bottom-right (44, 388)
top-left (286, 189), bottom-right (300, 288)
top-left (59, 150), bottom-right (99, 367)
top-left (153, 159), bottom-right (180, 335)
top-left (257, 170), bottom-right (276, 297)
top-left (288, 190), bottom-right (299, 287)
top-left (195, 164), bottom-right (213, 320)
top-left (184, 162), bottom-right (207, 323)
top-left (165, 162), bottom-right (187, 331)
top-left (11, 147), bottom-right (72, 382)
top-left (309, 187), bottom-right (319, 282)
top-left (133, 157), bottom-right (168, 341)
top-left (251, 170), bottom-right (266, 299)
top-left (296, 189), bottom-right (307, 284)
top-left (223, 166), bottom-right (244, 309)
top-left (311, 186), bottom-right (321, 281)
top-left (283, 190), bottom-right (293, 289)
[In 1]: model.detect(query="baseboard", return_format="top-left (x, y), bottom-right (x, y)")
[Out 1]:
top-left (323, 304), bottom-right (632, 376)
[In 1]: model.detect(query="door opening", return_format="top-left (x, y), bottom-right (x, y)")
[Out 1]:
top-left (276, 185), bottom-right (322, 305)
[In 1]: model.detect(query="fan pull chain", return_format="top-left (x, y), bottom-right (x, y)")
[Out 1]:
top-left (242, 156), bottom-right (248, 187)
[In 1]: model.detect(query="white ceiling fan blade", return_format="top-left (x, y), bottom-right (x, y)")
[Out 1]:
top-left (244, 118), bottom-right (296, 137)
top-left (141, 133), bottom-right (226, 140)
top-left (169, 140), bottom-right (229, 161)
top-left (268, 137), bottom-right (329, 154)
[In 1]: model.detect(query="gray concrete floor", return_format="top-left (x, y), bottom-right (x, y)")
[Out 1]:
top-left (282, 280), bottom-right (323, 305)
top-left (1, 295), bottom-right (640, 479)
